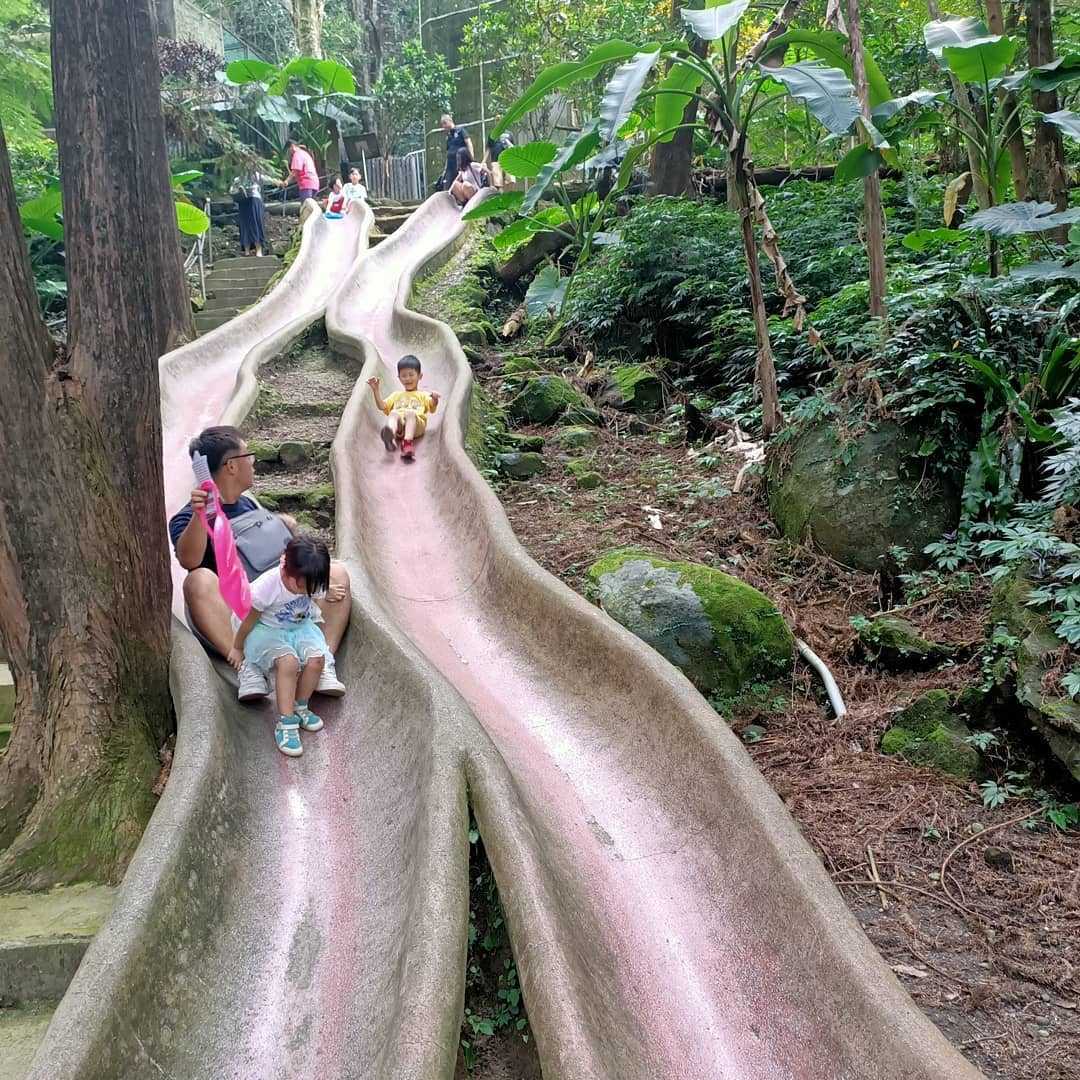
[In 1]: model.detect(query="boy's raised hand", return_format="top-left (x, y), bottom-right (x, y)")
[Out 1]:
top-left (366, 376), bottom-right (380, 390)
top-left (429, 390), bottom-right (440, 406)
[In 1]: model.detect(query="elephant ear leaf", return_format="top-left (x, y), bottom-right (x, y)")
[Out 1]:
top-left (525, 265), bottom-right (567, 317)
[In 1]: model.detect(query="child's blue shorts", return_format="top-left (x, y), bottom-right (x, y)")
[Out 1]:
top-left (244, 619), bottom-right (327, 677)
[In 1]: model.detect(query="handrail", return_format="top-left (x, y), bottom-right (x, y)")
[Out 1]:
top-left (181, 197), bottom-right (210, 303)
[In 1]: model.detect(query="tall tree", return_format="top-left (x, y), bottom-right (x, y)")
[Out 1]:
top-left (0, 0), bottom-right (185, 888)
top-left (292, 0), bottom-right (325, 58)
top-left (985, 0), bottom-right (1029, 199)
top-left (1026, 0), bottom-right (1068, 218)
top-left (845, 0), bottom-right (886, 317)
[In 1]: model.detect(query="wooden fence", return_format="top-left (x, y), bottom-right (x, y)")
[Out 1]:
top-left (358, 151), bottom-right (426, 203)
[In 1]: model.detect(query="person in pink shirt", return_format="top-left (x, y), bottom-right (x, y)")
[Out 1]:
top-left (284, 139), bottom-right (320, 202)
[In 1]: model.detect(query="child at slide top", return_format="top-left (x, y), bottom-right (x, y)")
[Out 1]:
top-left (229, 535), bottom-right (334, 757)
top-left (367, 355), bottom-right (440, 461)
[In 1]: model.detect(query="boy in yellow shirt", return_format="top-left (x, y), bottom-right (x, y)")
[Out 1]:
top-left (367, 355), bottom-right (440, 461)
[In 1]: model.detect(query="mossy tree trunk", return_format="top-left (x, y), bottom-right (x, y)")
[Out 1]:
top-left (0, 0), bottom-right (180, 889)
top-left (1026, 0), bottom-right (1068, 236)
top-left (291, 0), bottom-right (325, 58)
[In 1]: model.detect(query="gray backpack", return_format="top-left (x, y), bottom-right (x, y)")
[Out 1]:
top-left (229, 495), bottom-right (294, 581)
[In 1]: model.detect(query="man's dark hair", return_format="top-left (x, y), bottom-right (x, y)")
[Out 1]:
top-left (189, 426), bottom-right (244, 475)
top-left (284, 535), bottom-right (331, 596)
top-left (397, 354), bottom-right (422, 373)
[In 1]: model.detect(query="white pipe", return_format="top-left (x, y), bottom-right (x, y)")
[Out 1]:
top-left (796, 637), bottom-right (848, 720)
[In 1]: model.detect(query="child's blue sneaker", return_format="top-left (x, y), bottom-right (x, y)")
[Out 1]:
top-left (275, 719), bottom-right (302, 757)
top-left (294, 704), bottom-right (323, 732)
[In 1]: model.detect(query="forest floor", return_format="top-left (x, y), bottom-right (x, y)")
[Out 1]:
top-left (416, 237), bottom-right (1080, 1080)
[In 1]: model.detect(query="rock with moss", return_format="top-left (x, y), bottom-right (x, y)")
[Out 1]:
top-left (553, 426), bottom-right (598, 450)
top-left (457, 320), bottom-right (496, 347)
top-left (566, 459), bottom-right (604, 489)
top-left (766, 421), bottom-right (961, 572)
top-left (856, 615), bottom-right (951, 669)
top-left (880, 689), bottom-right (980, 777)
top-left (586, 548), bottom-right (794, 695)
top-left (248, 439), bottom-right (281, 464)
top-left (598, 364), bottom-right (664, 413)
top-left (509, 376), bottom-right (599, 426)
top-left (501, 432), bottom-right (544, 452)
top-left (991, 572), bottom-right (1080, 782)
top-left (465, 383), bottom-right (509, 472)
top-left (495, 452), bottom-right (543, 479)
top-left (502, 355), bottom-right (546, 380)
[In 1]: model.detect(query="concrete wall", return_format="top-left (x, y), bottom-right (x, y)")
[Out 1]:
top-left (156, 0), bottom-right (224, 55)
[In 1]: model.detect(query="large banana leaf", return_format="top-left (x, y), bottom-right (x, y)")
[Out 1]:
top-left (653, 60), bottom-right (705, 142)
top-left (679, 0), bottom-right (749, 42)
top-left (521, 121), bottom-right (602, 214)
top-left (461, 192), bottom-right (525, 220)
top-left (941, 37), bottom-right (1017, 84)
top-left (835, 144), bottom-right (883, 181)
top-left (761, 61), bottom-right (859, 135)
top-left (872, 89), bottom-right (943, 122)
top-left (962, 201), bottom-right (1080, 236)
top-left (226, 58), bottom-right (276, 85)
top-left (492, 42), bottom-right (647, 137)
top-left (1043, 110), bottom-right (1080, 141)
top-left (599, 50), bottom-right (661, 142)
top-left (764, 29), bottom-right (891, 107)
top-left (254, 95), bottom-right (303, 124)
top-left (19, 186), bottom-right (63, 240)
top-left (1031, 54), bottom-right (1080, 91)
top-left (923, 16), bottom-right (987, 57)
top-left (498, 142), bottom-right (558, 178)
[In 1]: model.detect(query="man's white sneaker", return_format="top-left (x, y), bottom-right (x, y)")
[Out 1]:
top-left (237, 661), bottom-right (270, 702)
top-left (316, 654), bottom-right (346, 698)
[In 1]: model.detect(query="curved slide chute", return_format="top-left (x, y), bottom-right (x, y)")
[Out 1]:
top-left (27, 201), bottom-right (476, 1080)
top-left (325, 191), bottom-right (987, 1080)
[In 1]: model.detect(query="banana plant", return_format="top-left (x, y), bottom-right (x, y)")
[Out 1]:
top-left (483, 2), bottom-right (865, 434)
top-left (224, 56), bottom-right (361, 164)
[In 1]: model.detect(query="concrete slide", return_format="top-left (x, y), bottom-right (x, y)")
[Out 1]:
top-left (325, 191), bottom-right (987, 1080)
top-left (25, 199), bottom-right (474, 1079)
top-left (23, 189), bottom-right (987, 1079)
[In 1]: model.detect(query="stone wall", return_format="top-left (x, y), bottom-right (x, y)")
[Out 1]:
top-left (156, 0), bottom-right (224, 55)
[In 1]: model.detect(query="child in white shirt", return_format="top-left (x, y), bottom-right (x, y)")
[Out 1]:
top-left (229, 535), bottom-right (335, 756)
top-left (341, 166), bottom-right (368, 206)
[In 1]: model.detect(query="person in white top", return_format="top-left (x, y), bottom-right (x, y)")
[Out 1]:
top-left (341, 166), bottom-right (368, 206)
top-left (229, 535), bottom-right (337, 757)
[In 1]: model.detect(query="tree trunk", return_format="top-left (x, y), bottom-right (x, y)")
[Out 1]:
top-left (292, 0), bottom-right (325, 58)
top-left (1027, 0), bottom-right (1068, 225)
top-left (845, 0), bottom-right (886, 318)
top-left (986, 0), bottom-right (1029, 200)
top-left (730, 141), bottom-right (781, 438)
top-left (926, 0), bottom-right (992, 211)
top-left (0, 0), bottom-right (177, 889)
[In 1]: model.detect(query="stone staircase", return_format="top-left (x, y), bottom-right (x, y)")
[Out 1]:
top-left (369, 203), bottom-right (416, 248)
top-left (194, 255), bottom-right (281, 336)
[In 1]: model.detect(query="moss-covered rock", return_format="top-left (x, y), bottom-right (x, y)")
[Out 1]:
top-left (598, 364), bottom-right (664, 412)
top-left (766, 421), bottom-right (961, 572)
top-left (880, 689), bottom-right (980, 777)
top-left (586, 548), bottom-right (793, 695)
top-left (991, 572), bottom-right (1080, 782)
top-left (495, 451), bottom-right (544, 479)
top-left (502, 355), bottom-right (546, 379)
top-left (248, 438), bottom-right (281, 464)
top-left (457, 319), bottom-right (496, 347)
top-left (509, 376), bottom-right (599, 426)
top-left (552, 425), bottom-right (599, 450)
top-left (856, 615), bottom-right (951, 669)
top-left (465, 382), bottom-right (509, 471)
top-left (566, 458), bottom-right (605, 489)
top-left (501, 432), bottom-right (545, 452)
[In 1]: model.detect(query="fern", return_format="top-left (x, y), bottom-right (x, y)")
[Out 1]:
top-left (1043, 400), bottom-right (1080, 507)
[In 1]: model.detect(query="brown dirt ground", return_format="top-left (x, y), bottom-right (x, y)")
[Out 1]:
top-left (485, 406), bottom-right (1080, 1080)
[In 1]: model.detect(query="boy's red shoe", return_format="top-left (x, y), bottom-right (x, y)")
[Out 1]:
top-left (400, 439), bottom-right (415, 460)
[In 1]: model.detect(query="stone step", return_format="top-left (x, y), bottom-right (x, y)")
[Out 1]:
top-left (0, 1001), bottom-right (57, 1080)
top-left (206, 266), bottom-right (280, 282)
top-left (0, 885), bottom-right (118, 1005)
top-left (203, 292), bottom-right (261, 311)
top-left (214, 256), bottom-right (280, 269)
top-left (195, 311), bottom-right (239, 334)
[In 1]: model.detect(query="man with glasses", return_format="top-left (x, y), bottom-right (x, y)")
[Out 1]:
top-left (169, 426), bottom-right (350, 701)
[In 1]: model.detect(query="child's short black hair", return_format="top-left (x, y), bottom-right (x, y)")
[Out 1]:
top-left (397, 354), bottom-right (421, 373)
top-left (189, 426), bottom-right (244, 475)
top-left (284, 535), bottom-right (331, 596)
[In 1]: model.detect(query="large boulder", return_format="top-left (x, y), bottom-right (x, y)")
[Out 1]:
top-left (495, 451), bottom-right (544, 479)
top-left (597, 364), bottom-right (664, 413)
top-left (855, 615), bottom-right (951, 670)
top-left (586, 549), bottom-right (794, 695)
top-left (992, 572), bottom-right (1080, 782)
top-left (880, 689), bottom-right (980, 778)
top-left (509, 376), bottom-right (599, 426)
top-left (766, 421), bottom-right (961, 572)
